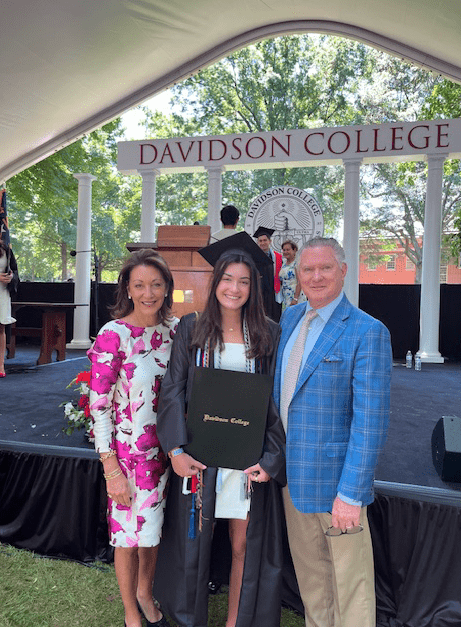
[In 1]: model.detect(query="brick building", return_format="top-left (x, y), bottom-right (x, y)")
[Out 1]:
top-left (359, 239), bottom-right (461, 284)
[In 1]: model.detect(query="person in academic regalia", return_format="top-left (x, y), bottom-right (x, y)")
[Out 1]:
top-left (253, 226), bottom-right (283, 322)
top-left (155, 232), bottom-right (286, 627)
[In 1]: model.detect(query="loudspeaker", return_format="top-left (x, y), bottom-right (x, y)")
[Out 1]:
top-left (431, 416), bottom-right (461, 482)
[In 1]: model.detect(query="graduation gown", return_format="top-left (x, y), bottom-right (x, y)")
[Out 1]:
top-left (259, 251), bottom-right (282, 323)
top-left (155, 313), bottom-right (286, 627)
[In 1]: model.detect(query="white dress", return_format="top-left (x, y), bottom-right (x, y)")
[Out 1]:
top-left (0, 254), bottom-right (16, 325)
top-left (214, 343), bottom-right (252, 520)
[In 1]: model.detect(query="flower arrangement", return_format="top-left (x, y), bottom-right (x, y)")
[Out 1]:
top-left (61, 370), bottom-right (94, 441)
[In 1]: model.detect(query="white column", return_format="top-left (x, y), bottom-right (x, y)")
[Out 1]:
top-left (342, 158), bottom-right (362, 307)
top-left (67, 173), bottom-right (96, 350)
top-left (418, 154), bottom-right (447, 363)
top-left (139, 169), bottom-right (160, 242)
top-left (206, 166), bottom-right (224, 233)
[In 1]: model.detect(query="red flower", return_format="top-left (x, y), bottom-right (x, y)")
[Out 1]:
top-left (78, 394), bottom-right (89, 409)
top-left (76, 370), bottom-right (91, 384)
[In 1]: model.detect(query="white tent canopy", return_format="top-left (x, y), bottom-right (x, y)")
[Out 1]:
top-left (2, 0), bottom-right (461, 183)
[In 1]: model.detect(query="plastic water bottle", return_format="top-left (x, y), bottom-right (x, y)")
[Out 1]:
top-left (406, 350), bottom-right (412, 368)
top-left (415, 354), bottom-right (422, 371)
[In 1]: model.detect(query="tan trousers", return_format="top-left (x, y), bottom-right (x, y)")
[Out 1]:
top-left (283, 486), bottom-right (376, 627)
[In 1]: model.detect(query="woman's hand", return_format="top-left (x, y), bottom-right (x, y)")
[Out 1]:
top-left (106, 472), bottom-right (131, 507)
top-left (102, 455), bottom-right (131, 507)
top-left (171, 452), bottom-right (207, 477)
top-left (244, 462), bottom-right (270, 483)
top-left (0, 271), bottom-right (13, 284)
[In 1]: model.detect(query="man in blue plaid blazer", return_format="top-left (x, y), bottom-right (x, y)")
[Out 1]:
top-left (274, 237), bottom-right (392, 627)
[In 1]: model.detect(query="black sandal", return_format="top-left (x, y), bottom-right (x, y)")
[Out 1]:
top-left (136, 600), bottom-right (168, 627)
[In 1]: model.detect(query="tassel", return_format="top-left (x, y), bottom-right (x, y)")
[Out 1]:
top-left (188, 493), bottom-right (196, 539)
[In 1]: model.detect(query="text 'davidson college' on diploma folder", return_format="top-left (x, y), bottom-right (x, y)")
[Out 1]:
top-left (185, 367), bottom-right (273, 470)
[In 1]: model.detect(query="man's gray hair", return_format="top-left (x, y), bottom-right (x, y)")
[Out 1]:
top-left (295, 237), bottom-right (346, 267)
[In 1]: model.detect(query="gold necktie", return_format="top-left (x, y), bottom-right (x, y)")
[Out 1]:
top-left (280, 309), bottom-right (318, 431)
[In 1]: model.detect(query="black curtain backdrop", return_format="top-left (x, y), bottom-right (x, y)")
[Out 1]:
top-left (13, 282), bottom-right (461, 359)
top-left (1, 442), bottom-right (461, 626)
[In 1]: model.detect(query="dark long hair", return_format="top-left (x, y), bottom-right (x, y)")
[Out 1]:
top-left (191, 250), bottom-right (273, 360)
top-left (111, 249), bottom-right (174, 325)
top-left (0, 240), bottom-right (7, 257)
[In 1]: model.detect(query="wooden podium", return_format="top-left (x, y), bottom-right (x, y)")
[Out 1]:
top-left (127, 225), bottom-right (213, 318)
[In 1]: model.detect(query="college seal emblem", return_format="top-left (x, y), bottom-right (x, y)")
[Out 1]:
top-left (244, 186), bottom-right (324, 253)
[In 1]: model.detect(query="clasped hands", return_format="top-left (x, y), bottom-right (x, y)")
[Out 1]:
top-left (170, 451), bottom-right (270, 483)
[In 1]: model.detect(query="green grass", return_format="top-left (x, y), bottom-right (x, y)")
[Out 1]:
top-left (0, 543), bottom-right (304, 627)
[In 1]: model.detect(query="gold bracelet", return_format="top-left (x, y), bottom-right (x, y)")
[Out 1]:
top-left (99, 450), bottom-right (117, 462)
top-left (104, 468), bottom-right (122, 481)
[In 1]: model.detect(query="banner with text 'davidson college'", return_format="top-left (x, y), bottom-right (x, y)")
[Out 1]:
top-left (118, 119), bottom-right (461, 175)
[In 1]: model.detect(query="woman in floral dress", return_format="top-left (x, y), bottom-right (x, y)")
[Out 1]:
top-left (88, 249), bottom-right (178, 627)
top-left (278, 240), bottom-right (305, 311)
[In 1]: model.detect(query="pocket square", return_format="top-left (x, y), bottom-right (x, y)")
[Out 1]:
top-left (322, 355), bottom-right (342, 363)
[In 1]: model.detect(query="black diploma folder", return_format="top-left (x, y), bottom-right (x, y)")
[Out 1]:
top-left (185, 366), bottom-right (273, 470)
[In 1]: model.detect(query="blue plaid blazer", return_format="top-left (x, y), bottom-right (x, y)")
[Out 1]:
top-left (274, 295), bottom-right (392, 514)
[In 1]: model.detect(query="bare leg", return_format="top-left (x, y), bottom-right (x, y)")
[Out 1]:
top-left (114, 546), bottom-right (142, 627)
top-left (226, 516), bottom-right (249, 627)
top-left (0, 325), bottom-right (6, 374)
top-left (137, 545), bottom-right (163, 623)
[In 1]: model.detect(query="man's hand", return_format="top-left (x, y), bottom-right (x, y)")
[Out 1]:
top-left (331, 496), bottom-right (361, 532)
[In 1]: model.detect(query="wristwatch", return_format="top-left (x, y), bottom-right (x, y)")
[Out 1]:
top-left (168, 447), bottom-right (184, 458)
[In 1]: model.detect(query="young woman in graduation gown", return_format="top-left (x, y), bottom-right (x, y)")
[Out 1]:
top-left (155, 236), bottom-right (286, 627)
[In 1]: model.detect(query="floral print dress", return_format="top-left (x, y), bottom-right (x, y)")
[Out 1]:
top-left (279, 260), bottom-right (306, 310)
top-left (88, 317), bottom-right (179, 547)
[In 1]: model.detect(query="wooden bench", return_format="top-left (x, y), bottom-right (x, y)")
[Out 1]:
top-left (8, 302), bottom-right (83, 365)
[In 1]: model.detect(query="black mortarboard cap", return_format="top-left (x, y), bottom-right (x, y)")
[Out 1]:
top-left (253, 226), bottom-right (275, 239)
top-left (198, 231), bottom-right (272, 269)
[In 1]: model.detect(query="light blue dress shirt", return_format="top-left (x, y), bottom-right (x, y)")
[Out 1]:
top-left (281, 291), bottom-right (344, 387)
top-left (281, 291), bottom-right (362, 507)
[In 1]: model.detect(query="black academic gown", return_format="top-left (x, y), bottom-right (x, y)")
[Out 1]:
top-left (155, 313), bottom-right (286, 627)
top-left (259, 253), bottom-right (281, 323)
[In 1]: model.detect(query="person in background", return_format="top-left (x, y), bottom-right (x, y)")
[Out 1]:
top-left (210, 205), bottom-right (240, 242)
top-left (155, 233), bottom-right (286, 627)
top-left (274, 237), bottom-right (392, 627)
top-left (88, 249), bottom-right (178, 627)
top-left (0, 241), bottom-right (19, 378)
top-left (254, 226), bottom-right (282, 322)
top-left (279, 239), bottom-right (305, 310)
